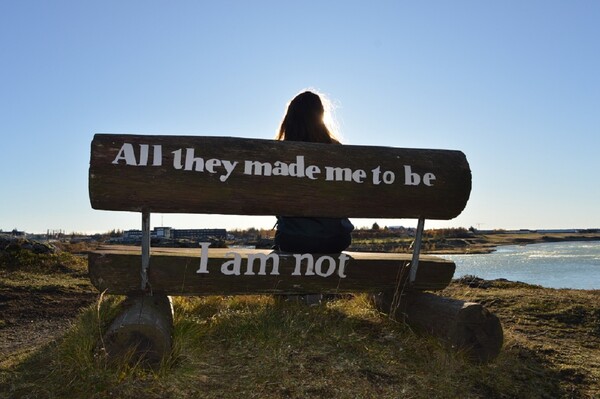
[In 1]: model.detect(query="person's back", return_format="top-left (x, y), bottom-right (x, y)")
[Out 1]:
top-left (273, 91), bottom-right (354, 253)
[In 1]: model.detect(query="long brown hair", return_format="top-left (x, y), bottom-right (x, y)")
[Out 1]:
top-left (276, 91), bottom-right (340, 144)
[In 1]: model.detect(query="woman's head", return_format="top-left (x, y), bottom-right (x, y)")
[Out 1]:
top-left (276, 90), bottom-right (339, 144)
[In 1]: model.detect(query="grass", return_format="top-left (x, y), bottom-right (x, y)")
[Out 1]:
top-left (0, 247), bottom-right (90, 291)
top-left (441, 279), bottom-right (600, 398)
top-left (3, 290), bottom-right (598, 398)
top-left (1, 244), bottom-right (599, 398)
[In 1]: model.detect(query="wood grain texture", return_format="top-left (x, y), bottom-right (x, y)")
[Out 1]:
top-left (403, 292), bottom-right (503, 363)
top-left (88, 248), bottom-right (455, 295)
top-left (102, 294), bottom-right (173, 367)
top-left (89, 134), bottom-right (471, 219)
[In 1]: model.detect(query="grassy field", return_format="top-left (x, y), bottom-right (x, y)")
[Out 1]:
top-left (1, 241), bottom-right (599, 398)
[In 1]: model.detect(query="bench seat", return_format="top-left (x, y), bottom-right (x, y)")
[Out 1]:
top-left (89, 246), bottom-right (455, 295)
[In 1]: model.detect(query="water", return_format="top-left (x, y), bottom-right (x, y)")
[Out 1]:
top-left (444, 241), bottom-right (600, 290)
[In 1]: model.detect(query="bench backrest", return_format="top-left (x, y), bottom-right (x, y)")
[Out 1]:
top-left (89, 134), bottom-right (471, 220)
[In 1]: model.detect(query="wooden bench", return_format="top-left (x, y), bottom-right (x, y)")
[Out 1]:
top-left (88, 134), bottom-right (502, 364)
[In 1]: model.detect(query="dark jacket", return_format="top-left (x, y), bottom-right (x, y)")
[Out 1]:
top-left (274, 217), bottom-right (354, 253)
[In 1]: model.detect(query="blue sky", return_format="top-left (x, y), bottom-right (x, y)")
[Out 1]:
top-left (1, 1), bottom-right (599, 233)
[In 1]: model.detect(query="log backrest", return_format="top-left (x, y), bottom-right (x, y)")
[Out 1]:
top-left (89, 134), bottom-right (471, 219)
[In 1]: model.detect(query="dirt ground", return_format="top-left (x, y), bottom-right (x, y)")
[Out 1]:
top-left (0, 286), bottom-right (96, 359)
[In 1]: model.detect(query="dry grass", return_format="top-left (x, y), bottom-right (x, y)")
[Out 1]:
top-left (442, 279), bottom-right (600, 398)
top-left (2, 286), bottom-right (599, 398)
top-left (1, 243), bottom-right (599, 398)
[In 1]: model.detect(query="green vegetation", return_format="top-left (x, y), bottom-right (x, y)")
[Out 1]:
top-left (0, 244), bottom-right (85, 273)
top-left (0, 240), bottom-right (90, 291)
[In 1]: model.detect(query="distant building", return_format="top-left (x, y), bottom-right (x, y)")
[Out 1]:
top-left (123, 230), bottom-right (143, 240)
top-left (121, 227), bottom-right (227, 242)
top-left (171, 228), bottom-right (227, 241)
top-left (154, 226), bottom-right (172, 239)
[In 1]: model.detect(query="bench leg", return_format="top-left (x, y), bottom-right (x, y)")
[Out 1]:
top-left (372, 291), bottom-right (503, 363)
top-left (101, 294), bottom-right (173, 367)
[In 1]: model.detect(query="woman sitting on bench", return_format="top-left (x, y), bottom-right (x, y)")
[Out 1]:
top-left (274, 90), bottom-right (354, 254)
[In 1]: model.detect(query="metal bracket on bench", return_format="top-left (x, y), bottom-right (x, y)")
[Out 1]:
top-left (141, 211), bottom-right (151, 291)
top-left (409, 217), bottom-right (425, 284)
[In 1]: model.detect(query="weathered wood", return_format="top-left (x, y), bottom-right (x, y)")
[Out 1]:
top-left (89, 134), bottom-right (471, 219)
top-left (101, 294), bottom-right (173, 367)
top-left (372, 291), bottom-right (503, 363)
top-left (86, 133), bottom-right (489, 363)
top-left (88, 247), bottom-right (456, 295)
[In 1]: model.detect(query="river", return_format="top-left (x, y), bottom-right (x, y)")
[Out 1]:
top-left (444, 241), bottom-right (600, 290)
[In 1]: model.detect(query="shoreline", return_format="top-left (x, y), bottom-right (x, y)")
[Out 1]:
top-left (431, 235), bottom-right (600, 292)
top-left (423, 232), bottom-right (600, 255)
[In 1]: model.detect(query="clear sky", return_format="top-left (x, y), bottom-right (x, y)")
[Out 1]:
top-left (1, 1), bottom-right (599, 234)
